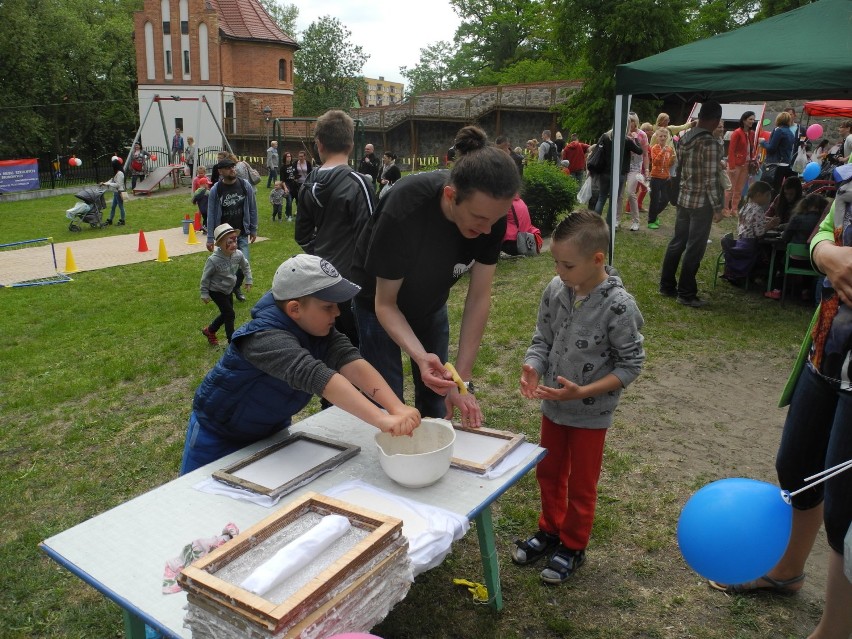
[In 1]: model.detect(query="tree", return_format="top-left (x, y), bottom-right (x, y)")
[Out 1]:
top-left (0, 0), bottom-right (138, 159)
top-left (554, 0), bottom-right (692, 138)
top-left (450, 0), bottom-right (552, 74)
top-left (400, 41), bottom-right (459, 97)
top-left (257, 0), bottom-right (298, 38)
top-left (293, 17), bottom-right (367, 116)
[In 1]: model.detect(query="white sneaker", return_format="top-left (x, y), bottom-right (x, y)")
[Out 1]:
top-left (630, 221), bottom-right (639, 232)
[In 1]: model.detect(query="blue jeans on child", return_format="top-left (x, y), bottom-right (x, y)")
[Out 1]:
top-left (180, 412), bottom-right (246, 475)
top-left (776, 365), bottom-right (852, 553)
top-left (352, 299), bottom-right (449, 419)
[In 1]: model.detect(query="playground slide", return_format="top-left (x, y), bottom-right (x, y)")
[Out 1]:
top-left (132, 165), bottom-right (185, 195)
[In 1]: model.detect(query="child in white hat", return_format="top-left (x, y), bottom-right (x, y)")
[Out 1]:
top-left (199, 223), bottom-right (252, 345)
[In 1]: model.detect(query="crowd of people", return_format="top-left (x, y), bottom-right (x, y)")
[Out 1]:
top-left (161, 103), bottom-right (850, 639)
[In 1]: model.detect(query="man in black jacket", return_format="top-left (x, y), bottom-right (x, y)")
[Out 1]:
top-left (357, 143), bottom-right (380, 192)
top-left (296, 110), bottom-right (376, 346)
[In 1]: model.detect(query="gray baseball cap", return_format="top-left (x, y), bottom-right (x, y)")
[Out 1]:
top-left (272, 254), bottom-right (361, 302)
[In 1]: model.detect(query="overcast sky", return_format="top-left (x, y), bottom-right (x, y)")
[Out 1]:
top-left (293, 1), bottom-right (460, 86)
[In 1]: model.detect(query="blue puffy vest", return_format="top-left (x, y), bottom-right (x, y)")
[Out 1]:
top-left (192, 292), bottom-right (330, 443)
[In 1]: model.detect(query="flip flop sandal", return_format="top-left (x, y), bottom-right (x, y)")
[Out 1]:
top-left (511, 530), bottom-right (558, 565)
top-left (708, 573), bottom-right (805, 596)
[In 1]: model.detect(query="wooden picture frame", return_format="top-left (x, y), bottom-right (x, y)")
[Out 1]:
top-left (450, 425), bottom-right (526, 474)
top-left (212, 432), bottom-right (359, 499)
top-left (178, 492), bottom-right (406, 634)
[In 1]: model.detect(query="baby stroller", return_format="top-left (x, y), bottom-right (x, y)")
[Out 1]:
top-left (66, 186), bottom-right (107, 232)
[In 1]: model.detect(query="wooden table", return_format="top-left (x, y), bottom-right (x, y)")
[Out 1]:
top-left (40, 407), bottom-right (546, 638)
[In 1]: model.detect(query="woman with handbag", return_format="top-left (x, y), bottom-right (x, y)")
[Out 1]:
top-left (726, 111), bottom-right (757, 217)
top-left (502, 196), bottom-right (541, 256)
top-left (101, 157), bottom-right (128, 226)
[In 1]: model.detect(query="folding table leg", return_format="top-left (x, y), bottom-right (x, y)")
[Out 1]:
top-left (474, 505), bottom-right (503, 610)
top-left (122, 609), bottom-right (146, 639)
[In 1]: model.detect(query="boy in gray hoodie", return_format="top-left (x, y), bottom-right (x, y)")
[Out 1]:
top-left (512, 209), bottom-right (645, 584)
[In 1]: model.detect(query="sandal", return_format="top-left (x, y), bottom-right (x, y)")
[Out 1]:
top-left (511, 530), bottom-right (558, 566)
top-left (540, 545), bottom-right (585, 584)
top-left (708, 573), bottom-right (805, 596)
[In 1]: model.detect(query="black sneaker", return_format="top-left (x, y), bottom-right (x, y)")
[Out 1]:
top-left (117, 219), bottom-right (125, 226)
top-left (659, 287), bottom-right (677, 298)
top-left (540, 546), bottom-right (586, 584)
top-left (676, 296), bottom-right (708, 308)
top-left (511, 530), bottom-right (559, 565)
top-left (234, 289), bottom-right (246, 302)
top-left (104, 218), bottom-right (113, 225)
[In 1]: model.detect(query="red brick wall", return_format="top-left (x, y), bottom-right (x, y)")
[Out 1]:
top-left (134, 0), bottom-right (294, 118)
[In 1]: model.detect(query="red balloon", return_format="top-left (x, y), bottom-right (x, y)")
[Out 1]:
top-left (68, 157), bottom-right (77, 167)
top-left (150, 154), bottom-right (158, 161)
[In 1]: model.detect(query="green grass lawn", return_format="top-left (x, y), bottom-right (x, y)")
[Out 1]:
top-left (0, 188), bottom-right (820, 638)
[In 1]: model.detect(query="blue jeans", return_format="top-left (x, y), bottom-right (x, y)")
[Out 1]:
top-left (108, 192), bottom-right (125, 222)
top-left (352, 299), bottom-right (449, 418)
top-left (180, 412), bottom-right (245, 475)
top-left (234, 234), bottom-right (249, 292)
top-left (776, 366), bottom-right (852, 553)
top-left (266, 167), bottom-right (279, 188)
top-left (659, 204), bottom-right (714, 299)
top-left (594, 173), bottom-right (626, 227)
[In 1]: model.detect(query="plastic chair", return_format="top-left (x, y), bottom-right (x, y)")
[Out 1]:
top-left (781, 243), bottom-right (819, 305)
top-left (713, 233), bottom-right (751, 290)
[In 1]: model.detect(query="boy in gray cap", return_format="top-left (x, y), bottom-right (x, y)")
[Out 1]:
top-left (180, 254), bottom-right (421, 474)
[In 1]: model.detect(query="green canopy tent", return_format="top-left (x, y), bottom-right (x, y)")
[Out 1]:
top-left (604, 0), bottom-right (852, 258)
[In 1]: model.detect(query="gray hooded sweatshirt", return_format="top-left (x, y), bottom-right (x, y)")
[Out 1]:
top-left (524, 271), bottom-right (645, 429)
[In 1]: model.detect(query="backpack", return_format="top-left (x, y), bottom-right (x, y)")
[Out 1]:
top-left (546, 140), bottom-right (559, 164)
top-left (586, 143), bottom-right (606, 174)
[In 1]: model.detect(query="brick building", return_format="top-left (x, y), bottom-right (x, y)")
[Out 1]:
top-left (133, 0), bottom-right (297, 157)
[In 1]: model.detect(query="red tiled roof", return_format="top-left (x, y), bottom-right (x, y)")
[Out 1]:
top-left (208, 0), bottom-right (298, 45)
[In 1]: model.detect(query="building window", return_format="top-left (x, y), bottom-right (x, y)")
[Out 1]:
top-left (279, 59), bottom-right (286, 81)
top-left (199, 23), bottom-right (209, 80)
top-left (165, 50), bottom-right (172, 75)
top-left (144, 22), bottom-right (155, 79)
top-left (183, 50), bottom-right (190, 74)
top-left (163, 21), bottom-right (170, 34)
top-left (181, 20), bottom-right (188, 34)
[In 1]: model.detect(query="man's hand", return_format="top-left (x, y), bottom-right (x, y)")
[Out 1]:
top-left (444, 390), bottom-right (483, 428)
top-left (416, 354), bottom-right (457, 396)
top-left (249, 234), bottom-right (257, 244)
top-left (206, 242), bottom-right (214, 253)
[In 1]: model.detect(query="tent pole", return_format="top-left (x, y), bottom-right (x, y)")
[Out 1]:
top-left (610, 94), bottom-right (631, 263)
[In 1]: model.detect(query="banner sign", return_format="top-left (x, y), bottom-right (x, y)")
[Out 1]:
top-left (0, 159), bottom-right (40, 193)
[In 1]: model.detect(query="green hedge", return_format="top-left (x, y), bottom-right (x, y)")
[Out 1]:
top-left (521, 160), bottom-right (578, 234)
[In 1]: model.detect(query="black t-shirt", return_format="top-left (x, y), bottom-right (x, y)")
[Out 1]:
top-left (218, 180), bottom-right (246, 232)
top-left (351, 171), bottom-right (506, 319)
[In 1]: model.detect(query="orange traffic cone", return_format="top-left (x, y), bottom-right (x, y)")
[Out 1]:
top-left (186, 224), bottom-right (199, 245)
top-left (138, 229), bottom-right (149, 252)
top-left (194, 211), bottom-right (202, 231)
top-left (63, 246), bottom-right (79, 273)
top-left (156, 238), bottom-right (170, 262)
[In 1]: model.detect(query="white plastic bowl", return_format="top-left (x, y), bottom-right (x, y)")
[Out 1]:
top-left (375, 418), bottom-right (456, 488)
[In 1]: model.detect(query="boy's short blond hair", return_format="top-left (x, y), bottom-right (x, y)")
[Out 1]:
top-left (552, 209), bottom-right (610, 256)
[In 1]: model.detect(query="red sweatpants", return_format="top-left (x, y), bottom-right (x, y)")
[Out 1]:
top-left (536, 415), bottom-right (608, 551)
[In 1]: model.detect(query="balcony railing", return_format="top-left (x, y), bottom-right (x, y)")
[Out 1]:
top-left (351, 82), bottom-right (580, 130)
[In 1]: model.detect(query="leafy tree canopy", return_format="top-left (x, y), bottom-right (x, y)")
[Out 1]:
top-left (257, 0), bottom-right (299, 39)
top-left (0, 0), bottom-right (138, 158)
top-left (293, 17), bottom-right (368, 116)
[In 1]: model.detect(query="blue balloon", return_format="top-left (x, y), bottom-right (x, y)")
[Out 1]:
top-left (802, 161), bottom-right (821, 182)
top-left (677, 478), bottom-right (792, 584)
